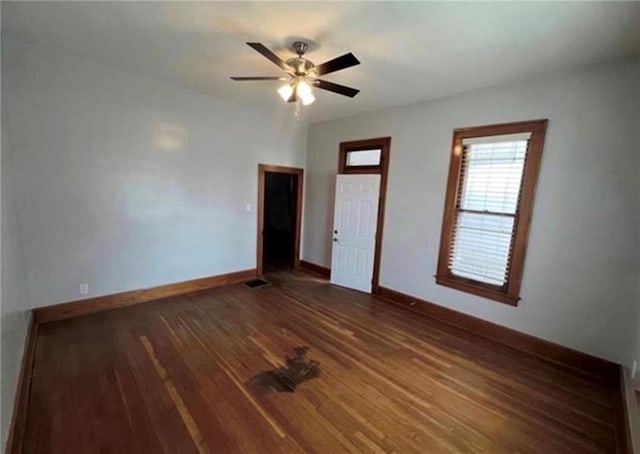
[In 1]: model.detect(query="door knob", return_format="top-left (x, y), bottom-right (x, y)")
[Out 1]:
top-left (333, 238), bottom-right (338, 242)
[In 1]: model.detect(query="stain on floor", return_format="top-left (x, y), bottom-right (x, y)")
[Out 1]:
top-left (248, 346), bottom-right (320, 393)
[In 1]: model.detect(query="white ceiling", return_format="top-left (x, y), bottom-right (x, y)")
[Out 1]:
top-left (3, 2), bottom-right (640, 123)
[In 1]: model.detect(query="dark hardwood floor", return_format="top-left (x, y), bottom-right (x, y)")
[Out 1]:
top-left (24, 271), bottom-right (622, 453)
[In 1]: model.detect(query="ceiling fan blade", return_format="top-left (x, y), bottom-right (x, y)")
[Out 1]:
top-left (314, 79), bottom-right (360, 98)
top-left (246, 42), bottom-right (290, 71)
top-left (313, 53), bottom-right (360, 76)
top-left (230, 76), bottom-right (288, 81)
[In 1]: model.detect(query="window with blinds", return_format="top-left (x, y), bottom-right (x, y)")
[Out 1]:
top-left (436, 120), bottom-right (547, 305)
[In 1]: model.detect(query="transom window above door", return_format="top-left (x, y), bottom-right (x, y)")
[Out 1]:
top-left (436, 120), bottom-right (548, 305)
top-left (339, 139), bottom-right (389, 174)
top-left (345, 149), bottom-right (382, 167)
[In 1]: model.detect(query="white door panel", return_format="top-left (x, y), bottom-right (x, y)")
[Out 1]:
top-left (330, 174), bottom-right (380, 293)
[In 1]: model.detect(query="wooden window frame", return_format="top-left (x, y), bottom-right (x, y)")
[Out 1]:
top-left (435, 119), bottom-right (548, 306)
top-left (338, 137), bottom-right (391, 294)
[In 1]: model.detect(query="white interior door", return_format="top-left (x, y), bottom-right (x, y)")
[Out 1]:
top-left (330, 174), bottom-right (381, 293)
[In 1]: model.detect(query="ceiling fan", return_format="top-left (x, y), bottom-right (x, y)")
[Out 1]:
top-left (230, 41), bottom-right (360, 106)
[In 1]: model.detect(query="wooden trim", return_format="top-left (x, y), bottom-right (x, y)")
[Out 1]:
top-left (10, 269), bottom-right (256, 451)
top-left (436, 119), bottom-right (548, 305)
top-left (257, 164), bottom-right (304, 276)
top-left (506, 121), bottom-right (547, 299)
top-left (341, 165), bottom-right (381, 173)
top-left (11, 276), bottom-right (631, 453)
top-left (435, 276), bottom-right (519, 306)
top-left (5, 315), bottom-right (38, 454)
top-left (14, 273), bottom-right (628, 452)
top-left (299, 260), bottom-right (331, 279)
top-left (338, 137), bottom-right (391, 294)
top-left (453, 119), bottom-right (549, 138)
top-left (376, 285), bottom-right (619, 380)
top-left (377, 284), bottom-right (632, 452)
top-left (33, 268), bottom-right (257, 324)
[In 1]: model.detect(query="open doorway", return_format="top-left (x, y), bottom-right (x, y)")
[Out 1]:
top-left (257, 164), bottom-right (303, 275)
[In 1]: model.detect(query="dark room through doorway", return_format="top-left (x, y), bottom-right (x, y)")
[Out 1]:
top-left (257, 164), bottom-right (303, 275)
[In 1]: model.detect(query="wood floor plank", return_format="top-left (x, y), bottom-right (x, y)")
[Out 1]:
top-left (22, 270), bottom-right (623, 453)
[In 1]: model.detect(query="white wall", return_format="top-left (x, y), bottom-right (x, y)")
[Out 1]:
top-left (0, 95), bottom-right (31, 451)
top-left (303, 59), bottom-right (640, 367)
top-left (3, 38), bottom-right (307, 309)
top-left (1, 33), bottom-right (32, 449)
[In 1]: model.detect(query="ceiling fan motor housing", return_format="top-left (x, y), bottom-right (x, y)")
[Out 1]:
top-left (286, 57), bottom-right (315, 76)
top-left (287, 41), bottom-right (315, 76)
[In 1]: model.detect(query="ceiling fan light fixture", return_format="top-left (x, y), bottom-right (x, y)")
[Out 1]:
top-left (296, 80), bottom-right (315, 106)
top-left (301, 92), bottom-right (316, 106)
top-left (277, 83), bottom-right (294, 102)
top-left (235, 42), bottom-right (359, 107)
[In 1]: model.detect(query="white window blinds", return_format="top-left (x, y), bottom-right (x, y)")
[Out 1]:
top-left (449, 134), bottom-right (530, 286)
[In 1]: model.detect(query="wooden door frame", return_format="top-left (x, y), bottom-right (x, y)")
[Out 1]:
top-left (337, 137), bottom-right (391, 294)
top-left (257, 164), bottom-right (304, 276)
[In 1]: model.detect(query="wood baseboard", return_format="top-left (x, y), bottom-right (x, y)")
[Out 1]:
top-left (8, 268), bottom-right (257, 451)
top-left (7, 271), bottom-right (632, 453)
top-left (5, 315), bottom-right (38, 454)
top-left (297, 267), bottom-right (619, 379)
top-left (376, 286), bottom-right (619, 380)
top-left (299, 260), bottom-right (331, 279)
top-left (34, 268), bottom-right (257, 324)
top-left (376, 285), bottom-right (631, 452)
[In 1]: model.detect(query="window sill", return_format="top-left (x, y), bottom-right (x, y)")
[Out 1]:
top-left (435, 275), bottom-right (520, 306)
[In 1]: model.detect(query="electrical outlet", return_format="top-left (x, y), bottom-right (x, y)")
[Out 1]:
top-left (632, 360), bottom-right (638, 379)
top-left (80, 283), bottom-right (89, 295)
